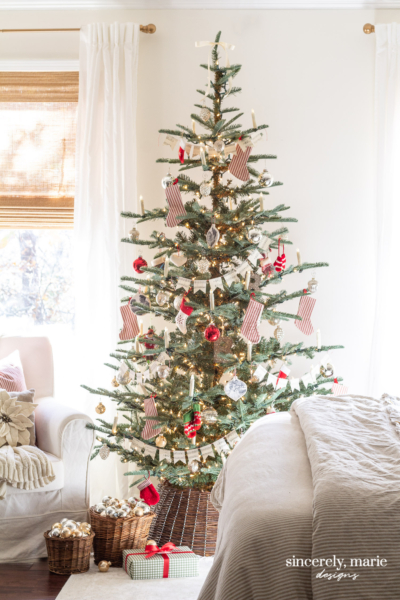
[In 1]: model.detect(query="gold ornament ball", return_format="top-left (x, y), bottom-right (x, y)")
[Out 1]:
top-left (111, 376), bottom-right (119, 388)
top-left (134, 507), bottom-right (144, 517)
top-left (155, 434), bottom-right (167, 448)
top-left (52, 522), bottom-right (62, 531)
top-left (147, 539), bottom-right (157, 546)
top-left (95, 402), bottom-right (106, 414)
top-left (98, 560), bottom-right (112, 572)
top-left (79, 522), bottom-right (90, 530)
top-left (60, 528), bottom-right (72, 539)
top-left (274, 326), bottom-right (284, 342)
top-left (73, 530), bottom-right (83, 538)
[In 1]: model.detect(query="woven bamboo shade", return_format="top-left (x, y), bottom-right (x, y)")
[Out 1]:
top-left (0, 72), bottom-right (78, 229)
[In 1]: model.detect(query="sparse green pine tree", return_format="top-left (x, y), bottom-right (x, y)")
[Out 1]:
top-left (84, 32), bottom-right (343, 491)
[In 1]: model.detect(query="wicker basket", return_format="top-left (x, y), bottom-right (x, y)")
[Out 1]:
top-left (90, 507), bottom-right (155, 568)
top-left (149, 481), bottom-right (219, 556)
top-left (44, 531), bottom-right (94, 575)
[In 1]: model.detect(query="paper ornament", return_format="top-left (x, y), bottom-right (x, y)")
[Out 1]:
top-left (224, 376), bottom-right (247, 401)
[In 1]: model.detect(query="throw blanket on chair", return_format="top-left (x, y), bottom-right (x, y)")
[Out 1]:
top-left (291, 394), bottom-right (400, 599)
top-left (0, 445), bottom-right (55, 498)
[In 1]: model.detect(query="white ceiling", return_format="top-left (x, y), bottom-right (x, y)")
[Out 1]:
top-left (0, 0), bottom-right (398, 9)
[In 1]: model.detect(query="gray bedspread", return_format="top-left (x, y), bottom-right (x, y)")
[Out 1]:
top-left (198, 394), bottom-right (400, 600)
top-left (198, 411), bottom-right (313, 600)
top-left (292, 394), bottom-right (400, 599)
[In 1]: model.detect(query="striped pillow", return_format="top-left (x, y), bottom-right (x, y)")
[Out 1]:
top-left (0, 351), bottom-right (27, 392)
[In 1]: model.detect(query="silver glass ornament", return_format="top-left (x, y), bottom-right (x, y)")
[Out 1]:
top-left (308, 277), bottom-right (319, 294)
top-left (116, 509), bottom-right (127, 518)
top-left (99, 444), bottom-right (110, 460)
top-left (64, 520), bottom-right (77, 530)
top-left (274, 326), bottom-right (284, 342)
top-left (102, 495), bottom-right (112, 505)
top-left (189, 461), bottom-right (199, 474)
top-left (268, 317), bottom-right (280, 326)
top-left (224, 376), bottom-right (248, 401)
top-left (320, 363), bottom-right (334, 378)
top-left (130, 293), bottom-right (150, 315)
top-left (247, 228), bottom-right (262, 244)
top-left (156, 290), bottom-right (169, 306)
top-left (129, 227), bottom-right (139, 242)
top-left (206, 223), bottom-right (220, 248)
top-left (196, 257), bottom-right (210, 274)
top-left (200, 105), bottom-right (211, 122)
top-left (105, 506), bottom-right (115, 516)
top-left (128, 497), bottom-right (138, 506)
top-left (199, 180), bottom-right (212, 197)
top-left (161, 172), bottom-right (174, 189)
top-left (157, 364), bottom-right (170, 379)
top-left (201, 406), bottom-right (218, 424)
top-left (96, 503), bottom-right (106, 513)
top-left (51, 528), bottom-right (61, 537)
top-left (258, 169), bottom-right (274, 187)
top-left (213, 139), bottom-right (225, 153)
top-left (116, 370), bottom-right (131, 385)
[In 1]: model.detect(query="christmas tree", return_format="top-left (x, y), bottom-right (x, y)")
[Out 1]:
top-left (85, 32), bottom-right (343, 492)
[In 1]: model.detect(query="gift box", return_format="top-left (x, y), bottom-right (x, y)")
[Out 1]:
top-left (123, 543), bottom-right (199, 579)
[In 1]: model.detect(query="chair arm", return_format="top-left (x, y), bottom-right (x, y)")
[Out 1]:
top-left (35, 397), bottom-right (94, 459)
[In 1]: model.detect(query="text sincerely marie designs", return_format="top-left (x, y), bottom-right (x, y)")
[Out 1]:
top-left (286, 555), bottom-right (388, 582)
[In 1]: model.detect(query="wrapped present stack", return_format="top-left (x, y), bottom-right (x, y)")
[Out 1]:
top-left (123, 541), bottom-right (199, 580)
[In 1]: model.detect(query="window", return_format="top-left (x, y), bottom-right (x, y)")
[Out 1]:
top-left (0, 72), bottom-right (78, 228)
top-left (0, 72), bottom-right (78, 396)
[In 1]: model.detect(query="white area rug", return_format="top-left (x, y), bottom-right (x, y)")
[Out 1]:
top-left (56, 557), bottom-right (213, 600)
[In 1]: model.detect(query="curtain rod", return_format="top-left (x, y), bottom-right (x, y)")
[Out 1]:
top-left (0, 24), bottom-right (156, 34)
top-left (363, 23), bottom-right (375, 34)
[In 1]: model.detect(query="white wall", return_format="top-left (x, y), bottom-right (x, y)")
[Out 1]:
top-left (1, 8), bottom-right (397, 396)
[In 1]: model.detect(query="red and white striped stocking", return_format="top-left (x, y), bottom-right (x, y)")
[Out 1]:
top-left (165, 180), bottom-right (187, 227)
top-left (141, 396), bottom-right (162, 440)
top-left (294, 295), bottom-right (316, 336)
top-left (228, 144), bottom-right (252, 181)
top-left (119, 303), bottom-right (140, 341)
top-left (241, 294), bottom-right (264, 344)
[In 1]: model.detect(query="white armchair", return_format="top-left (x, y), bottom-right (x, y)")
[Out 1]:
top-left (0, 336), bottom-right (94, 562)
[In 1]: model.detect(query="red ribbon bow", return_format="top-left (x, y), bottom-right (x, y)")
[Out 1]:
top-left (124, 543), bottom-right (193, 578)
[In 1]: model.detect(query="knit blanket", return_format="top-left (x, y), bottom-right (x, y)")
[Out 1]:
top-left (0, 444), bottom-right (55, 499)
top-left (291, 394), bottom-right (400, 600)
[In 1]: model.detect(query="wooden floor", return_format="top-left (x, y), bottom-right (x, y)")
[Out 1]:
top-left (0, 559), bottom-right (69, 600)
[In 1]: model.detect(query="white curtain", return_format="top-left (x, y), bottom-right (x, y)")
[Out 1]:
top-left (74, 23), bottom-right (139, 500)
top-left (370, 24), bottom-right (400, 398)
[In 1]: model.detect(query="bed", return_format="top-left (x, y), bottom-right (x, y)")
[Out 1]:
top-left (198, 394), bottom-right (400, 600)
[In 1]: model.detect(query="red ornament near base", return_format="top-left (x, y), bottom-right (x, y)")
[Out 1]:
top-left (204, 323), bottom-right (220, 342)
top-left (133, 256), bottom-right (147, 273)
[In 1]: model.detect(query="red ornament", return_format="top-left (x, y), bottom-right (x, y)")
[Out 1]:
top-left (133, 256), bottom-right (147, 273)
top-left (204, 323), bottom-right (220, 342)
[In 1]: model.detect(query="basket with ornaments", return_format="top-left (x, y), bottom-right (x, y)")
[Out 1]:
top-left (90, 494), bottom-right (156, 568)
top-left (44, 518), bottom-right (94, 575)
